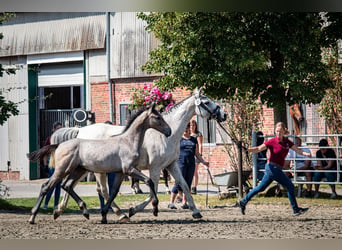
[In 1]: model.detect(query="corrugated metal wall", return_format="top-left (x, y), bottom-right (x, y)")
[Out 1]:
top-left (0, 12), bottom-right (106, 56)
top-left (0, 57), bottom-right (30, 179)
top-left (111, 12), bottom-right (161, 78)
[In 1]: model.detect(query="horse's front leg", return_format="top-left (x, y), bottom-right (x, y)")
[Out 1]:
top-left (101, 172), bottom-right (126, 224)
top-left (128, 168), bottom-right (159, 218)
top-left (166, 162), bottom-right (202, 219)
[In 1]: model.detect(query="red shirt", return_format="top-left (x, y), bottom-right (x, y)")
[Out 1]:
top-left (264, 137), bottom-right (294, 167)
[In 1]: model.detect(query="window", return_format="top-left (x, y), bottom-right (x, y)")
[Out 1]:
top-left (39, 86), bottom-right (82, 109)
top-left (119, 103), bottom-right (132, 126)
top-left (197, 116), bottom-right (216, 144)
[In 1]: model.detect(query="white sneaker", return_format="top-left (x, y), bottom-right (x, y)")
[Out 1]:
top-left (313, 192), bottom-right (320, 198)
top-left (53, 205), bottom-right (58, 210)
top-left (167, 203), bottom-right (177, 209)
top-left (42, 204), bottom-right (48, 210)
top-left (330, 192), bottom-right (337, 199)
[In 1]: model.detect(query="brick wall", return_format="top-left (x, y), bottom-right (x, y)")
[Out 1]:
top-left (90, 78), bottom-right (277, 183)
top-left (0, 170), bottom-right (20, 180)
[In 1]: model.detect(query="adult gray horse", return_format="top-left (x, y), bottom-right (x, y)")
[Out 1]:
top-left (27, 104), bottom-right (171, 224)
top-left (54, 88), bottom-right (226, 221)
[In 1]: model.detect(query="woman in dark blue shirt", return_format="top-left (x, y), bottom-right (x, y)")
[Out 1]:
top-left (168, 123), bottom-right (209, 209)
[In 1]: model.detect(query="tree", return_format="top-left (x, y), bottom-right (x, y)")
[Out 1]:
top-left (218, 89), bottom-right (263, 170)
top-left (318, 46), bottom-right (342, 144)
top-left (0, 12), bottom-right (17, 126)
top-left (138, 12), bottom-right (341, 125)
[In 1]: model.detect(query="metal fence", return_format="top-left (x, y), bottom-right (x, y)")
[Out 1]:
top-left (39, 109), bottom-right (87, 147)
top-left (252, 132), bottom-right (342, 189)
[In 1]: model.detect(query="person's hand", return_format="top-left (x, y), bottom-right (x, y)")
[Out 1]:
top-left (314, 165), bottom-right (321, 170)
top-left (304, 152), bottom-right (312, 157)
top-left (202, 161), bottom-right (209, 167)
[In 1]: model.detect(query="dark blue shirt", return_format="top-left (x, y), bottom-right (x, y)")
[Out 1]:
top-left (178, 136), bottom-right (198, 168)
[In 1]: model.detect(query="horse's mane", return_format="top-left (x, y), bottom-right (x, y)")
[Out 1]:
top-left (162, 94), bottom-right (193, 116)
top-left (122, 107), bottom-right (147, 133)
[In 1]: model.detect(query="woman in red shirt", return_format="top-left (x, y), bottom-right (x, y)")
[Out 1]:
top-left (238, 122), bottom-right (311, 216)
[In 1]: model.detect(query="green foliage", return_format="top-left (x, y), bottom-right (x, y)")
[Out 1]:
top-left (128, 84), bottom-right (175, 112)
top-left (0, 12), bottom-right (18, 126)
top-left (0, 179), bottom-right (10, 198)
top-left (318, 47), bottom-right (342, 139)
top-left (138, 12), bottom-right (342, 123)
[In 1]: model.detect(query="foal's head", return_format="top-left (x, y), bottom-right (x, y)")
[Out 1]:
top-left (146, 103), bottom-right (172, 137)
top-left (124, 103), bottom-right (171, 137)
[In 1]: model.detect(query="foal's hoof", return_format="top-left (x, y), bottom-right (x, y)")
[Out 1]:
top-left (83, 213), bottom-right (90, 220)
top-left (192, 212), bottom-right (203, 219)
top-left (118, 214), bottom-right (130, 223)
top-left (53, 212), bottom-right (60, 220)
top-left (101, 217), bottom-right (107, 224)
top-left (152, 207), bottom-right (159, 217)
top-left (28, 217), bottom-right (35, 225)
top-left (128, 207), bottom-right (135, 217)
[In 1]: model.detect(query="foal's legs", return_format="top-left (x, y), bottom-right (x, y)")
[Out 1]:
top-left (163, 169), bottom-right (171, 194)
top-left (29, 176), bottom-right (62, 224)
top-left (54, 171), bottom-right (88, 219)
top-left (60, 168), bottom-right (91, 220)
top-left (101, 172), bottom-right (125, 224)
top-left (53, 169), bottom-right (88, 220)
top-left (127, 168), bottom-right (158, 218)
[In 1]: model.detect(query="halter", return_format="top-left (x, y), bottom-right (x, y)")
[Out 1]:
top-left (195, 95), bottom-right (221, 120)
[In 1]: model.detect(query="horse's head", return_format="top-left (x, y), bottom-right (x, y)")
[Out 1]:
top-left (290, 104), bottom-right (304, 122)
top-left (147, 103), bottom-right (172, 137)
top-left (194, 88), bottom-right (227, 122)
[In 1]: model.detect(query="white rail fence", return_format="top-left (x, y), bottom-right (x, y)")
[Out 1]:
top-left (252, 132), bottom-right (342, 191)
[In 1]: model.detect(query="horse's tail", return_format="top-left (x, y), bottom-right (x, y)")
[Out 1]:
top-left (26, 144), bottom-right (59, 162)
top-left (50, 127), bottom-right (79, 144)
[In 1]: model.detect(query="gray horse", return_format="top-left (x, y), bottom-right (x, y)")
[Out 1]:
top-left (27, 104), bottom-right (171, 224)
top-left (54, 88), bottom-right (227, 221)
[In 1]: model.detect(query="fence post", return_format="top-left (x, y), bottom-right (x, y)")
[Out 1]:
top-left (252, 131), bottom-right (258, 188)
top-left (237, 141), bottom-right (243, 199)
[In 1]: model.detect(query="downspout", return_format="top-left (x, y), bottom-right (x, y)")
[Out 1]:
top-left (106, 12), bottom-right (114, 122)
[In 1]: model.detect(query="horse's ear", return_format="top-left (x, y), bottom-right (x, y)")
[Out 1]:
top-left (149, 102), bottom-right (156, 114)
top-left (194, 87), bottom-right (203, 97)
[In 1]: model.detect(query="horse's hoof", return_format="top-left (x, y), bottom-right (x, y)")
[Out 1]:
top-left (118, 214), bottom-right (130, 222)
top-left (192, 212), bottom-right (203, 219)
top-left (28, 215), bottom-right (35, 224)
top-left (153, 207), bottom-right (158, 217)
top-left (128, 207), bottom-right (135, 217)
top-left (53, 211), bottom-right (61, 220)
top-left (83, 213), bottom-right (90, 220)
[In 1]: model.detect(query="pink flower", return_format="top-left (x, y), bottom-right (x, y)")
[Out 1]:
top-left (151, 87), bottom-right (161, 96)
top-left (143, 85), bottom-right (148, 89)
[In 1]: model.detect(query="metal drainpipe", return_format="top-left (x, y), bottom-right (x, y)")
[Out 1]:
top-left (106, 12), bottom-right (114, 123)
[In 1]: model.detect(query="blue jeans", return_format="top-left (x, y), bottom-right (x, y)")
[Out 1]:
top-left (313, 171), bottom-right (336, 186)
top-left (44, 168), bottom-right (62, 207)
top-left (98, 172), bottom-right (116, 209)
top-left (241, 163), bottom-right (299, 212)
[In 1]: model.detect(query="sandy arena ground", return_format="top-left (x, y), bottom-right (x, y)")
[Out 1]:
top-left (0, 201), bottom-right (341, 239)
